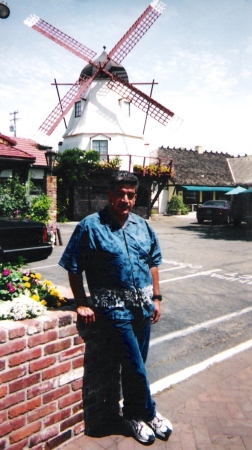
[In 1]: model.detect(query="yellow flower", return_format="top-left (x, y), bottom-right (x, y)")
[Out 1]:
top-left (40, 300), bottom-right (47, 306)
top-left (31, 294), bottom-right (40, 302)
top-left (35, 273), bottom-right (41, 280)
top-left (23, 276), bottom-right (29, 281)
top-left (30, 273), bottom-right (35, 278)
top-left (24, 282), bottom-right (31, 288)
top-left (44, 280), bottom-right (53, 286)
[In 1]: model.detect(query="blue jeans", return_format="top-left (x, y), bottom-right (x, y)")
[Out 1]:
top-left (99, 308), bottom-right (156, 422)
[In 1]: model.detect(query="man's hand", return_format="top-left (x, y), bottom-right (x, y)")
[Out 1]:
top-left (151, 299), bottom-right (161, 324)
top-left (77, 306), bottom-right (95, 323)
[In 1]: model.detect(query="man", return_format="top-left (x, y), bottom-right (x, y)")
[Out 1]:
top-left (59, 171), bottom-right (173, 445)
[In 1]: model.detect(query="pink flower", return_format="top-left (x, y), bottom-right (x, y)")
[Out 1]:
top-left (2, 269), bottom-right (11, 277)
top-left (7, 283), bottom-right (16, 293)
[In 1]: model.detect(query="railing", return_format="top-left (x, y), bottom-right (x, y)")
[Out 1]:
top-left (101, 154), bottom-right (173, 174)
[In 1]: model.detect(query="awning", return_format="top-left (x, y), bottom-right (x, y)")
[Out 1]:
top-left (182, 186), bottom-right (233, 192)
top-left (225, 186), bottom-right (247, 195)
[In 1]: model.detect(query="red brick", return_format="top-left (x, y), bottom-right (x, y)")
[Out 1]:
top-left (22, 318), bottom-right (42, 335)
top-left (29, 356), bottom-right (56, 373)
top-left (73, 401), bottom-right (83, 414)
top-left (29, 445), bottom-right (43, 450)
top-left (0, 339), bottom-right (26, 357)
top-left (44, 429), bottom-right (71, 450)
top-left (0, 439), bottom-right (6, 450)
top-left (0, 391), bottom-right (24, 410)
top-left (44, 338), bottom-right (71, 355)
top-left (42, 361), bottom-right (71, 381)
top-left (8, 325), bottom-right (25, 340)
top-left (9, 373), bottom-right (40, 393)
top-left (0, 329), bottom-right (6, 343)
top-left (9, 421), bottom-right (41, 443)
top-left (28, 380), bottom-right (56, 399)
top-left (43, 385), bottom-right (70, 404)
top-left (58, 391), bottom-right (82, 409)
top-left (0, 386), bottom-right (7, 399)
top-left (59, 324), bottom-right (77, 338)
top-left (71, 378), bottom-right (83, 391)
top-left (43, 316), bottom-right (58, 331)
top-left (0, 411), bottom-right (7, 425)
top-left (72, 356), bottom-right (84, 370)
top-left (0, 366), bottom-right (26, 384)
top-left (74, 335), bottom-right (84, 345)
top-left (43, 408), bottom-right (71, 427)
top-left (9, 347), bottom-right (41, 366)
top-left (28, 330), bottom-right (58, 348)
top-left (29, 424), bottom-right (58, 446)
top-left (0, 361), bottom-right (5, 371)
top-left (7, 440), bottom-right (29, 450)
top-left (74, 421), bottom-right (85, 435)
top-left (0, 416), bottom-right (25, 438)
top-left (28, 403), bottom-right (56, 423)
top-left (58, 314), bottom-right (73, 327)
top-left (9, 397), bottom-right (41, 419)
top-left (60, 411), bottom-right (83, 432)
top-left (60, 345), bottom-right (84, 362)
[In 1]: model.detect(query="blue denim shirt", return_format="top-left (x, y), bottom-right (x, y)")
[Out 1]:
top-left (59, 207), bottom-right (162, 319)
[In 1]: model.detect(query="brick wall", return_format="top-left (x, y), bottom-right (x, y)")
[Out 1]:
top-left (46, 176), bottom-right (57, 223)
top-left (0, 310), bottom-right (85, 450)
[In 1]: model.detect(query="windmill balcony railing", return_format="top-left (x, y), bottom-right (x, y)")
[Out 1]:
top-left (100, 154), bottom-right (173, 177)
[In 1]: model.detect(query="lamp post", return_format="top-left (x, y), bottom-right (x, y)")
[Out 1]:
top-left (45, 149), bottom-right (57, 175)
top-left (0, 2), bottom-right (10, 19)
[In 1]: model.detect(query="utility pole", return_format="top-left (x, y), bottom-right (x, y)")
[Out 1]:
top-left (9, 110), bottom-right (19, 137)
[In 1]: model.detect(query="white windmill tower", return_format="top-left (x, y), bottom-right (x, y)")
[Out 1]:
top-left (24, 1), bottom-right (176, 170)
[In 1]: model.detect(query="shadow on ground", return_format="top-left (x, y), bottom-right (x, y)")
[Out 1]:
top-left (175, 221), bottom-right (252, 241)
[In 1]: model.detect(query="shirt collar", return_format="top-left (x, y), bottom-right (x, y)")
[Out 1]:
top-left (99, 206), bottom-right (137, 230)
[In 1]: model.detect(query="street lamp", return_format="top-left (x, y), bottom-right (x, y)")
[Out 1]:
top-left (0, 2), bottom-right (10, 19)
top-left (45, 149), bottom-right (57, 175)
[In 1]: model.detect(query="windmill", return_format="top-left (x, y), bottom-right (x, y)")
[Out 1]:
top-left (24, 0), bottom-right (177, 163)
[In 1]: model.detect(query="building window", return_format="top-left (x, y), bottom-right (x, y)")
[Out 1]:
top-left (92, 140), bottom-right (108, 160)
top-left (75, 101), bottom-right (81, 117)
top-left (120, 100), bottom-right (130, 117)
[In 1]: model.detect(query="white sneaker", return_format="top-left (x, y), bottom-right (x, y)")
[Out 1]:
top-left (124, 419), bottom-right (155, 445)
top-left (148, 411), bottom-right (173, 441)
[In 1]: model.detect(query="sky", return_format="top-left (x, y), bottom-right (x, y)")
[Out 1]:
top-left (1, 0), bottom-right (252, 157)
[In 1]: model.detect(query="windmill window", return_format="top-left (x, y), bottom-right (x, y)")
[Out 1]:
top-left (75, 101), bottom-right (81, 117)
top-left (120, 100), bottom-right (131, 117)
top-left (92, 140), bottom-right (108, 161)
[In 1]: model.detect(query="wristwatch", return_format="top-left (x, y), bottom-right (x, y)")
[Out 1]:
top-left (152, 295), bottom-right (162, 301)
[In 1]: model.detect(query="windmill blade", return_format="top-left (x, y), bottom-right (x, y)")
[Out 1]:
top-left (24, 14), bottom-right (96, 62)
top-left (39, 74), bottom-right (96, 136)
top-left (107, 0), bottom-right (165, 65)
top-left (106, 73), bottom-right (174, 126)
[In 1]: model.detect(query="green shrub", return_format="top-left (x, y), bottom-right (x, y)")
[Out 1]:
top-left (29, 194), bottom-right (52, 223)
top-left (168, 195), bottom-right (189, 215)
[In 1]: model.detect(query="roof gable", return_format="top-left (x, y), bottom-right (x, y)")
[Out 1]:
top-left (227, 156), bottom-right (252, 186)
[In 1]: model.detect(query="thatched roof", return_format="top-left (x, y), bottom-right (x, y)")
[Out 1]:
top-left (154, 147), bottom-right (235, 186)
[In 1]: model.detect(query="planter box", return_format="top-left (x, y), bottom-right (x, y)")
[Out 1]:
top-left (0, 310), bottom-right (85, 449)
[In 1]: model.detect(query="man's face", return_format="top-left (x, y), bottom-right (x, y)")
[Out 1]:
top-left (108, 184), bottom-right (137, 221)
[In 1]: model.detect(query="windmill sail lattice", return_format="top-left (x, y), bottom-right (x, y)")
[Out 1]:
top-left (108, 0), bottom-right (165, 64)
top-left (24, 0), bottom-right (175, 136)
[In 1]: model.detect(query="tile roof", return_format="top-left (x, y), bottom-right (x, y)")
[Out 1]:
top-left (0, 143), bottom-right (35, 161)
top-left (156, 147), bottom-right (235, 186)
top-left (227, 156), bottom-right (252, 186)
top-left (0, 134), bottom-right (47, 167)
top-left (14, 137), bottom-right (47, 167)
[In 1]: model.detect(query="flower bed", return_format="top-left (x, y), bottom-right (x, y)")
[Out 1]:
top-left (0, 263), bottom-right (65, 321)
